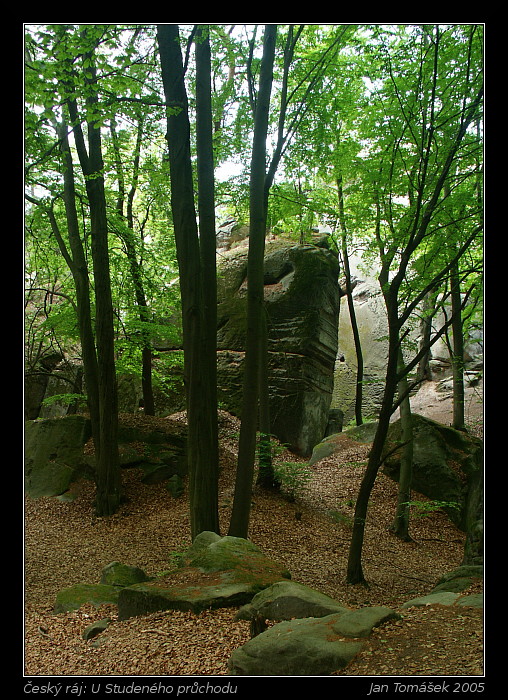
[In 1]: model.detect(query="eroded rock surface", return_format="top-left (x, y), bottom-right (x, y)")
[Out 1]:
top-left (217, 240), bottom-right (340, 456)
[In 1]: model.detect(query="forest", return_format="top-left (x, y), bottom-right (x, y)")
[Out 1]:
top-left (24, 24), bottom-right (484, 679)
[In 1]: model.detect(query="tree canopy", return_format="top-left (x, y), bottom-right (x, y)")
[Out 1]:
top-left (25, 23), bottom-right (483, 577)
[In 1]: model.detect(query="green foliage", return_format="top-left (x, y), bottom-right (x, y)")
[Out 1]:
top-left (404, 499), bottom-right (461, 518)
top-left (272, 460), bottom-right (313, 502)
top-left (41, 393), bottom-right (87, 410)
top-left (328, 509), bottom-right (354, 528)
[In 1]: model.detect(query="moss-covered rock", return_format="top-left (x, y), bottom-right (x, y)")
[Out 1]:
top-left (382, 414), bottom-right (483, 530)
top-left (228, 610), bottom-right (396, 676)
top-left (235, 580), bottom-right (349, 624)
top-left (117, 532), bottom-right (291, 620)
top-left (100, 561), bottom-right (151, 587)
top-left (431, 565), bottom-right (483, 594)
top-left (24, 415), bottom-right (93, 498)
top-left (54, 584), bottom-right (120, 613)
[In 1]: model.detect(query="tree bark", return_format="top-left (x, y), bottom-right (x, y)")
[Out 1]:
top-left (450, 255), bottom-right (466, 431)
top-left (389, 347), bottom-right (414, 541)
top-left (59, 27), bottom-right (121, 516)
top-left (194, 25), bottom-right (220, 536)
top-left (228, 25), bottom-right (277, 538)
top-left (157, 24), bottom-right (220, 539)
top-left (337, 174), bottom-right (363, 426)
top-left (51, 121), bottom-right (100, 446)
top-left (346, 298), bottom-right (400, 585)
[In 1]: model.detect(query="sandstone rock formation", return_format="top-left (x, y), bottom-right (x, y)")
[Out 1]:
top-left (217, 240), bottom-right (340, 456)
top-left (381, 414), bottom-right (483, 532)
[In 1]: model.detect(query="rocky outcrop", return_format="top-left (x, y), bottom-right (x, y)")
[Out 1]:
top-left (332, 269), bottom-right (483, 425)
top-left (24, 414), bottom-right (188, 499)
top-left (24, 415), bottom-right (93, 498)
top-left (381, 414), bottom-right (483, 531)
top-left (235, 580), bottom-right (350, 630)
top-left (53, 535), bottom-right (482, 675)
top-left (117, 532), bottom-right (291, 620)
top-left (228, 607), bottom-right (400, 676)
top-left (217, 240), bottom-right (340, 456)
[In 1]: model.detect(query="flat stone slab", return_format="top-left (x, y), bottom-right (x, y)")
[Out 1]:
top-left (54, 584), bottom-right (120, 613)
top-left (402, 591), bottom-right (483, 609)
top-left (117, 532), bottom-right (291, 620)
top-left (228, 607), bottom-right (399, 676)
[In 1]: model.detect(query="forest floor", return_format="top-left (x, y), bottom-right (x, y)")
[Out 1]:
top-left (23, 378), bottom-right (484, 680)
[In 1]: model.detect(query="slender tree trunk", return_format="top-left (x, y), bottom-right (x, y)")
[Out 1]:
top-left (157, 24), bottom-right (220, 539)
top-left (110, 117), bottom-right (156, 415)
top-left (256, 306), bottom-right (277, 488)
top-left (450, 256), bottom-right (466, 431)
top-left (59, 29), bottom-right (121, 516)
top-left (52, 121), bottom-right (101, 446)
top-left (86, 147), bottom-right (122, 516)
top-left (337, 175), bottom-right (363, 426)
top-left (229, 25), bottom-right (277, 538)
top-left (389, 347), bottom-right (414, 541)
top-left (416, 292), bottom-right (434, 384)
top-left (194, 24), bottom-right (220, 536)
top-left (347, 284), bottom-right (401, 585)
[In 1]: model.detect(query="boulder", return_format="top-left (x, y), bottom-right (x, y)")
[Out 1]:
top-left (431, 565), bottom-right (483, 594)
top-left (235, 580), bottom-right (349, 625)
top-left (402, 591), bottom-right (483, 609)
top-left (308, 422), bottom-right (378, 467)
top-left (217, 240), bottom-right (340, 456)
top-left (117, 418), bottom-right (187, 482)
top-left (82, 618), bottom-right (111, 641)
top-left (228, 607), bottom-right (399, 676)
top-left (24, 415), bottom-right (93, 498)
top-left (100, 562), bottom-right (151, 587)
top-left (25, 414), bottom-right (188, 499)
top-left (117, 532), bottom-right (291, 620)
top-left (381, 414), bottom-right (483, 530)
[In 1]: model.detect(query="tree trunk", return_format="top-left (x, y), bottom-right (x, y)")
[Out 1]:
top-left (228, 25), bottom-right (277, 538)
top-left (346, 296), bottom-right (400, 585)
top-left (59, 29), bottom-right (121, 516)
top-left (256, 306), bottom-right (277, 488)
top-left (194, 25), bottom-right (220, 536)
top-left (86, 162), bottom-right (122, 516)
top-left (51, 121), bottom-right (101, 446)
top-left (416, 292), bottom-right (434, 384)
top-left (157, 24), bottom-right (220, 539)
top-left (450, 256), bottom-right (466, 431)
top-left (389, 347), bottom-right (414, 541)
top-left (337, 175), bottom-right (363, 426)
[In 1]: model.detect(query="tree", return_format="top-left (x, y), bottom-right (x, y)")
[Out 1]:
top-left (345, 24), bottom-right (483, 584)
top-left (157, 24), bottom-right (220, 539)
top-left (25, 24), bottom-right (122, 516)
top-left (228, 25), bottom-right (277, 538)
top-left (109, 113), bottom-right (156, 415)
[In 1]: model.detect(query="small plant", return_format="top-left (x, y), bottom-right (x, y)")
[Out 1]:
top-left (41, 393), bottom-right (87, 410)
top-left (403, 499), bottom-right (461, 517)
top-left (272, 460), bottom-right (313, 502)
top-left (328, 510), bottom-right (354, 528)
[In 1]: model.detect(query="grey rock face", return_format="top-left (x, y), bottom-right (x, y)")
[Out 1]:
top-left (24, 415), bottom-right (92, 497)
top-left (382, 414), bottom-right (483, 531)
top-left (217, 241), bottom-right (340, 456)
top-left (228, 607), bottom-right (399, 676)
